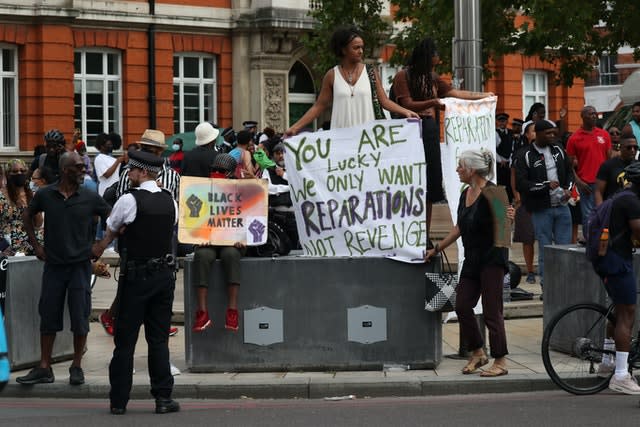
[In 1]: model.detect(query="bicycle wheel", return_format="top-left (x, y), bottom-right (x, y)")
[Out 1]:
top-left (541, 303), bottom-right (615, 395)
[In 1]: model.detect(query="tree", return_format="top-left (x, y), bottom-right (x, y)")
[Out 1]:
top-left (303, 0), bottom-right (391, 87)
top-left (390, 0), bottom-right (640, 86)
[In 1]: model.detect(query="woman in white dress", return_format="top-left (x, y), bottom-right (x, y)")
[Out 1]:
top-left (285, 26), bottom-right (418, 135)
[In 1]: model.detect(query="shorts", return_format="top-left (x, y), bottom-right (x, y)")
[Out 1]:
top-left (39, 261), bottom-right (92, 335)
top-left (513, 205), bottom-right (535, 244)
top-left (604, 271), bottom-right (637, 305)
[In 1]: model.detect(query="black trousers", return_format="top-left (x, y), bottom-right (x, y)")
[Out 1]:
top-left (109, 266), bottom-right (175, 408)
top-left (496, 164), bottom-right (513, 202)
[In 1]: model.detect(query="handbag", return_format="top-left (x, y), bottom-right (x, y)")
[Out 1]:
top-left (424, 250), bottom-right (458, 312)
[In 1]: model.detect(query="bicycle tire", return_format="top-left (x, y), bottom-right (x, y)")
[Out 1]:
top-left (541, 302), bottom-right (615, 395)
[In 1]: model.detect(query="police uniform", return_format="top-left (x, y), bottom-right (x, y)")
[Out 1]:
top-left (242, 120), bottom-right (258, 143)
top-left (495, 113), bottom-right (514, 201)
top-left (106, 150), bottom-right (179, 414)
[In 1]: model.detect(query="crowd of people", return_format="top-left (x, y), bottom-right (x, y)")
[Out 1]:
top-left (3, 23), bottom-right (640, 413)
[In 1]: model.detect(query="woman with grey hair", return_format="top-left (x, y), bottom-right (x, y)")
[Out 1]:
top-left (425, 149), bottom-right (512, 377)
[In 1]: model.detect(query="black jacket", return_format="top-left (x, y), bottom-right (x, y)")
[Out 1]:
top-left (182, 146), bottom-right (218, 178)
top-left (514, 143), bottom-right (574, 212)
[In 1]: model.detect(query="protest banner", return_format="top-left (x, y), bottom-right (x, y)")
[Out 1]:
top-left (440, 96), bottom-right (498, 321)
top-left (441, 95), bottom-right (498, 225)
top-left (284, 119), bottom-right (426, 263)
top-left (178, 177), bottom-right (269, 246)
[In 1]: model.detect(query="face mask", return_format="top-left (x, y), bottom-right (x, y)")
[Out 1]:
top-left (9, 174), bottom-right (27, 188)
top-left (29, 181), bottom-right (39, 193)
top-left (172, 144), bottom-right (181, 151)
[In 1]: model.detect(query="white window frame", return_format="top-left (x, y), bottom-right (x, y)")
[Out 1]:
top-left (522, 70), bottom-right (548, 119)
top-left (173, 53), bottom-right (217, 134)
top-left (74, 49), bottom-right (123, 151)
top-left (0, 45), bottom-right (19, 150)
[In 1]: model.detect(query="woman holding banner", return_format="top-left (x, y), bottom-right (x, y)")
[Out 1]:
top-left (392, 38), bottom-right (493, 241)
top-left (284, 26), bottom-right (418, 136)
top-left (425, 150), bottom-right (512, 377)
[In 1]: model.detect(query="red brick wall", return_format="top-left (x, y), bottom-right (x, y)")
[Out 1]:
top-left (0, 22), bottom-right (232, 151)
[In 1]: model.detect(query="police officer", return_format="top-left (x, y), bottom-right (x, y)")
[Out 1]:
top-left (93, 150), bottom-right (179, 415)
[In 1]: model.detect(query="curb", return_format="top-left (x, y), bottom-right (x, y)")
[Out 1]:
top-left (1, 374), bottom-right (558, 400)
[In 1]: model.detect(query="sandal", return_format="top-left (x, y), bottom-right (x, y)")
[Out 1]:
top-left (462, 355), bottom-right (489, 374)
top-left (480, 365), bottom-right (508, 377)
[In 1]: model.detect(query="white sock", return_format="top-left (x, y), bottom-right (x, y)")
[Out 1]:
top-left (614, 351), bottom-right (629, 378)
top-left (603, 338), bottom-right (615, 365)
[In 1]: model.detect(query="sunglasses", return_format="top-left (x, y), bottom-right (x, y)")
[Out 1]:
top-left (610, 131), bottom-right (621, 136)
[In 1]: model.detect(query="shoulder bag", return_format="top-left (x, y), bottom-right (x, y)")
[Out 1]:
top-left (366, 64), bottom-right (386, 120)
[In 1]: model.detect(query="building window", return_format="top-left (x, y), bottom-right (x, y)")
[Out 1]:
top-left (523, 71), bottom-right (548, 119)
top-left (0, 46), bottom-right (18, 149)
top-left (288, 61), bottom-right (317, 129)
top-left (74, 50), bottom-right (122, 147)
top-left (173, 54), bottom-right (217, 134)
top-left (598, 54), bottom-right (618, 86)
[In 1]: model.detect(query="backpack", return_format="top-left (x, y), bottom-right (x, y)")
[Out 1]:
top-left (584, 189), bottom-right (633, 266)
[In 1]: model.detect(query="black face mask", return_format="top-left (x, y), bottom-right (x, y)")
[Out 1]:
top-left (9, 174), bottom-right (27, 188)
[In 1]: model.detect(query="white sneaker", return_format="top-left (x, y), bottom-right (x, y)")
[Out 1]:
top-left (609, 373), bottom-right (640, 395)
top-left (597, 362), bottom-right (615, 378)
top-left (170, 363), bottom-right (181, 376)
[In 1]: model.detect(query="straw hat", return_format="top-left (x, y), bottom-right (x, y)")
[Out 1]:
top-left (138, 129), bottom-right (166, 149)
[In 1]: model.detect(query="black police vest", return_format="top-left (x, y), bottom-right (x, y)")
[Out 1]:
top-left (123, 189), bottom-right (175, 260)
top-left (496, 129), bottom-right (514, 160)
top-left (267, 168), bottom-right (292, 207)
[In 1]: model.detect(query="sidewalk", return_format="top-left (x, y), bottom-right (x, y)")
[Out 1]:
top-left (2, 269), bottom-right (553, 399)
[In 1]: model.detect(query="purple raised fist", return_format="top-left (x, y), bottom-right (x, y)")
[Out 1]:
top-left (248, 219), bottom-right (266, 243)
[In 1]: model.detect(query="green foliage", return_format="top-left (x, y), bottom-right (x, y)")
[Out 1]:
top-left (302, 0), bottom-right (391, 89)
top-left (390, 0), bottom-right (640, 87)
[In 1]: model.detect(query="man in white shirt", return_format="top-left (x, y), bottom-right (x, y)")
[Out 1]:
top-left (94, 133), bottom-right (125, 197)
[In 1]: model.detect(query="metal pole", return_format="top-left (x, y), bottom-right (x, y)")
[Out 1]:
top-left (449, 0), bottom-right (486, 359)
top-left (453, 0), bottom-right (483, 91)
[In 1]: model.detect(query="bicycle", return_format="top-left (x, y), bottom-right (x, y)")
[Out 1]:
top-left (541, 301), bottom-right (640, 395)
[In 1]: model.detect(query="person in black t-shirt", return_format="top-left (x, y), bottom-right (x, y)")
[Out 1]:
top-left (595, 162), bottom-right (640, 394)
top-left (595, 133), bottom-right (638, 206)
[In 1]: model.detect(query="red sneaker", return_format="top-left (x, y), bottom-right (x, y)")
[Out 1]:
top-left (169, 326), bottom-right (179, 337)
top-left (99, 311), bottom-right (114, 336)
top-left (192, 310), bottom-right (212, 332)
top-left (225, 308), bottom-right (239, 331)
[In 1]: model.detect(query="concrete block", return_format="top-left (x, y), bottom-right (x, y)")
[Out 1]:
top-left (184, 256), bottom-right (442, 372)
top-left (5, 257), bottom-right (74, 370)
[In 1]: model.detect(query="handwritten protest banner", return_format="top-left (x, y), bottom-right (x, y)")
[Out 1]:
top-left (441, 96), bottom-right (497, 227)
top-left (178, 177), bottom-right (268, 246)
top-left (440, 96), bottom-right (497, 320)
top-left (284, 119), bottom-right (426, 263)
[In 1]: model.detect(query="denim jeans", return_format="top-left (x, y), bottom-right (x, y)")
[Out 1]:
top-left (579, 183), bottom-right (596, 228)
top-left (531, 205), bottom-right (572, 284)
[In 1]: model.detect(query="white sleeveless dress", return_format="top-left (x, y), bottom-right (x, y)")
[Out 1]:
top-left (330, 65), bottom-right (376, 129)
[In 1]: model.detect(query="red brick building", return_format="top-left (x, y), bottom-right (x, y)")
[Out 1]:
top-left (0, 1), bottom-right (637, 154)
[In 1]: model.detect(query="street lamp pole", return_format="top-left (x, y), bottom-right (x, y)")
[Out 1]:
top-left (453, 0), bottom-right (483, 91)
top-left (451, 0), bottom-right (487, 358)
